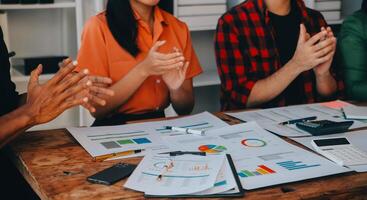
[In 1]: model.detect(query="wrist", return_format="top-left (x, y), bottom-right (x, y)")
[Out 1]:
top-left (287, 59), bottom-right (304, 76)
top-left (136, 62), bottom-right (150, 79)
top-left (315, 70), bottom-right (332, 81)
top-left (20, 104), bottom-right (38, 127)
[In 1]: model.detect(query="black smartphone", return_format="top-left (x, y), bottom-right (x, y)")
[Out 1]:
top-left (87, 163), bottom-right (136, 185)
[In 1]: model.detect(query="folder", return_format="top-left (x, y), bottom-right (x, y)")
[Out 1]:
top-left (144, 154), bottom-right (245, 198)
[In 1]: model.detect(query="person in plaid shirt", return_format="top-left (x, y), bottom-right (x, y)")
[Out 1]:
top-left (215, 0), bottom-right (343, 111)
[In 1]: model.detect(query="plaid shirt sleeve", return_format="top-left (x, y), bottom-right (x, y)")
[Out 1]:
top-left (215, 15), bottom-right (258, 109)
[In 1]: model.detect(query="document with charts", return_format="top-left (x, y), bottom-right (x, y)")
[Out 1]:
top-left (226, 101), bottom-right (367, 137)
top-left (124, 154), bottom-right (227, 195)
top-left (164, 122), bottom-right (351, 189)
top-left (67, 112), bottom-right (229, 159)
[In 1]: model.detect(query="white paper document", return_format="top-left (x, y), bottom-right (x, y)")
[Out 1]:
top-left (67, 112), bottom-right (229, 159)
top-left (227, 101), bottom-right (367, 137)
top-left (165, 122), bottom-right (351, 189)
top-left (124, 154), bottom-right (226, 195)
top-left (291, 130), bottom-right (367, 172)
top-left (343, 105), bottom-right (367, 120)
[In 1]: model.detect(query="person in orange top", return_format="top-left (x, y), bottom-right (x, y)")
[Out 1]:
top-left (77, 0), bottom-right (202, 126)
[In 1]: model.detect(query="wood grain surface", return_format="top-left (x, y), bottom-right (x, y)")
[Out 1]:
top-left (7, 112), bottom-right (367, 200)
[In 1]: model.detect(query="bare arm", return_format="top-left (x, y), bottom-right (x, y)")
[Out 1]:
top-left (247, 24), bottom-right (336, 107)
top-left (92, 41), bottom-right (185, 118)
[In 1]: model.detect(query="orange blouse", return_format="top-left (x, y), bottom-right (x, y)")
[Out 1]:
top-left (77, 7), bottom-right (202, 114)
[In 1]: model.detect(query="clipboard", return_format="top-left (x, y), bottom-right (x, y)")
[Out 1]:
top-left (144, 154), bottom-right (245, 198)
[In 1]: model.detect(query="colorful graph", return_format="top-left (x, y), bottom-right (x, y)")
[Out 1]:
top-left (198, 144), bottom-right (227, 154)
top-left (238, 165), bottom-right (276, 178)
top-left (241, 139), bottom-right (267, 147)
top-left (101, 137), bottom-right (152, 149)
top-left (277, 160), bottom-right (321, 171)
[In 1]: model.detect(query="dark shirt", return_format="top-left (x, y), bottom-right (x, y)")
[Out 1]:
top-left (215, 0), bottom-right (344, 111)
top-left (0, 27), bottom-right (19, 116)
top-left (269, 4), bottom-right (304, 105)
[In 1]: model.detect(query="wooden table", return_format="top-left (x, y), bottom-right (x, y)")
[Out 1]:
top-left (6, 113), bottom-right (367, 200)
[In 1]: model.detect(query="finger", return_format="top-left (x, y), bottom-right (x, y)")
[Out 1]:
top-left (54, 70), bottom-right (90, 94)
top-left (82, 102), bottom-right (96, 113)
top-left (156, 56), bottom-right (185, 66)
top-left (58, 58), bottom-right (73, 68)
top-left (150, 40), bottom-right (166, 52)
top-left (313, 37), bottom-right (335, 52)
top-left (89, 76), bottom-right (113, 85)
top-left (315, 51), bottom-right (334, 64)
top-left (305, 33), bottom-right (311, 41)
top-left (297, 24), bottom-right (307, 45)
top-left (180, 61), bottom-right (190, 77)
top-left (90, 86), bottom-right (114, 96)
top-left (88, 93), bottom-right (107, 106)
top-left (48, 60), bottom-right (80, 85)
top-left (155, 51), bottom-right (183, 61)
top-left (157, 61), bottom-right (184, 71)
top-left (29, 64), bottom-right (43, 88)
top-left (314, 43), bottom-right (334, 58)
top-left (306, 30), bottom-right (328, 45)
top-left (57, 82), bottom-right (90, 102)
top-left (60, 98), bottom-right (87, 112)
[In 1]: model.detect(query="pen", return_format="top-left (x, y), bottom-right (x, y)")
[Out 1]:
top-left (279, 116), bottom-right (317, 125)
top-left (93, 149), bottom-right (145, 162)
top-left (164, 126), bottom-right (205, 136)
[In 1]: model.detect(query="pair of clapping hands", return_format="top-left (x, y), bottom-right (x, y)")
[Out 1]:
top-left (292, 24), bottom-right (337, 76)
top-left (137, 40), bottom-right (189, 91)
top-left (25, 58), bottom-right (114, 126)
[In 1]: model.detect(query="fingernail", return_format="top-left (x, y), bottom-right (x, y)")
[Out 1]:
top-left (86, 81), bottom-right (92, 86)
top-left (83, 97), bottom-right (89, 103)
top-left (101, 101), bottom-right (106, 106)
top-left (82, 69), bottom-right (89, 75)
top-left (73, 60), bottom-right (78, 66)
top-left (91, 108), bottom-right (96, 113)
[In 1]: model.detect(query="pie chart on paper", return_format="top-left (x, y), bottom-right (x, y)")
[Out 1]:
top-left (198, 144), bottom-right (227, 154)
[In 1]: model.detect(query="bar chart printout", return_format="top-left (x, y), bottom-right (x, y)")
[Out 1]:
top-left (238, 165), bottom-right (276, 178)
top-left (277, 160), bottom-right (321, 171)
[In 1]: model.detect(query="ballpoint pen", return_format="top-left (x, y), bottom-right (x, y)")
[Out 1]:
top-left (279, 116), bottom-right (317, 125)
top-left (164, 126), bottom-right (205, 136)
top-left (93, 149), bottom-right (145, 162)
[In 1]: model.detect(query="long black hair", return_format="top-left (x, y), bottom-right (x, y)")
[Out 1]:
top-left (106, 0), bottom-right (173, 57)
top-left (363, 0), bottom-right (367, 13)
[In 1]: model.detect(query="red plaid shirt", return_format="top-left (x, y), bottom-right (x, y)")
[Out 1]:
top-left (215, 0), bottom-right (344, 111)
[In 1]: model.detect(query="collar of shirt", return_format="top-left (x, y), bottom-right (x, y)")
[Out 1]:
top-left (133, 6), bottom-right (169, 45)
top-left (255, 0), bottom-right (311, 26)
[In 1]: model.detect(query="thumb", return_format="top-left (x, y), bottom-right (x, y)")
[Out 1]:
top-left (29, 64), bottom-right (42, 87)
top-left (298, 24), bottom-right (307, 45)
top-left (150, 40), bottom-right (166, 53)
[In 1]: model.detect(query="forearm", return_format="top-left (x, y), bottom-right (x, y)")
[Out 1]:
top-left (247, 60), bottom-right (301, 108)
top-left (315, 71), bottom-right (337, 97)
top-left (92, 64), bottom-right (148, 118)
top-left (0, 105), bottom-right (35, 148)
top-left (170, 81), bottom-right (194, 115)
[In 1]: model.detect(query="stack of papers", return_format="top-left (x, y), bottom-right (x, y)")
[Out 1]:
top-left (343, 105), bottom-right (367, 120)
top-left (226, 101), bottom-right (367, 138)
top-left (124, 154), bottom-right (243, 197)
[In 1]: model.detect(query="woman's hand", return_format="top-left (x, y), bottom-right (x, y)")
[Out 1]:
top-left (163, 61), bottom-right (189, 91)
top-left (137, 41), bottom-right (185, 77)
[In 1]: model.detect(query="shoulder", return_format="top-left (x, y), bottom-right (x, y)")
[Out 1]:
top-left (305, 7), bottom-right (326, 25)
top-left (340, 10), bottom-right (367, 38)
top-left (218, 0), bottom-right (255, 28)
top-left (83, 12), bottom-right (109, 33)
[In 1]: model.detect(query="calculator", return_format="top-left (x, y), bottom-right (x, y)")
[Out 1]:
top-left (296, 120), bottom-right (354, 136)
top-left (311, 138), bottom-right (367, 166)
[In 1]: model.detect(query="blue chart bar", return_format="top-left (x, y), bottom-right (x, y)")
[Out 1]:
top-left (277, 160), bottom-right (321, 170)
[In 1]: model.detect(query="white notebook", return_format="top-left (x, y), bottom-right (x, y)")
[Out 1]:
top-left (343, 106), bottom-right (367, 120)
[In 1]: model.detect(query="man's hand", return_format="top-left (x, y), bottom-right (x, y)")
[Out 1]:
top-left (313, 27), bottom-right (337, 77)
top-left (25, 59), bottom-right (114, 125)
top-left (291, 24), bottom-right (334, 73)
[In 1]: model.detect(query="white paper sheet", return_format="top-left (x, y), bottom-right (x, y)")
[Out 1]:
top-left (165, 122), bottom-right (351, 189)
top-left (227, 101), bottom-right (367, 138)
top-left (67, 112), bottom-right (229, 159)
top-left (291, 130), bottom-right (367, 172)
top-left (343, 105), bottom-right (367, 120)
top-left (124, 154), bottom-right (225, 195)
